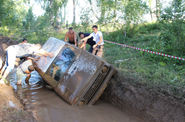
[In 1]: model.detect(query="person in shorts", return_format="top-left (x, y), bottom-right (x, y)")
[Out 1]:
top-left (64, 27), bottom-right (77, 46)
top-left (80, 25), bottom-right (104, 58)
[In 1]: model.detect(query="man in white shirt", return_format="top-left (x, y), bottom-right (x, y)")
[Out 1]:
top-left (81, 25), bottom-right (104, 58)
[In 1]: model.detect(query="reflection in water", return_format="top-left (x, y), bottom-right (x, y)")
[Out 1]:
top-left (6, 69), bottom-right (144, 122)
top-left (50, 47), bottom-right (76, 81)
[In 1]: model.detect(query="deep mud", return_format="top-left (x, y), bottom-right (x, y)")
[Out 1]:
top-left (22, 86), bottom-right (144, 122)
top-left (102, 75), bottom-right (185, 122)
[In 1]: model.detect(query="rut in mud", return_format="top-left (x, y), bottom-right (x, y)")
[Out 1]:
top-left (102, 74), bottom-right (185, 122)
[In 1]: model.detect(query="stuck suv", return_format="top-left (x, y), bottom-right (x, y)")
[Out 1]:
top-left (34, 37), bottom-right (117, 106)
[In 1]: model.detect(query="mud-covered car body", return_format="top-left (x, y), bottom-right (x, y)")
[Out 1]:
top-left (36, 37), bottom-right (117, 105)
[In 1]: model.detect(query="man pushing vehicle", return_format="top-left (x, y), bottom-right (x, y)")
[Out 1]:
top-left (79, 32), bottom-right (96, 53)
top-left (0, 43), bottom-right (54, 85)
top-left (80, 25), bottom-right (104, 58)
top-left (64, 27), bottom-right (78, 46)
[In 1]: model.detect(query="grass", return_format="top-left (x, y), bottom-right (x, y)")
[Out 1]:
top-left (0, 27), bottom-right (67, 44)
top-left (103, 32), bottom-right (185, 98)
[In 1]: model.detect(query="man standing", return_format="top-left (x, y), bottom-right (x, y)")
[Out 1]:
top-left (64, 27), bottom-right (77, 46)
top-left (79, 32), bottom-right (96, 53)
top-left (81, 25), bottom-right (104, 58)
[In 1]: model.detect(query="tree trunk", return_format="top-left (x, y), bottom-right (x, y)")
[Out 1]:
top-left (64, 6), bottom-right (66, 25)
top-left (88, 0), bottom-right (100, 20)
top-left (49, 0), bottom-right (60, 30)
top-left (156, 0), bottom-right (160, 20)
top-left (100, 3), bottom-right (105, 23)
top-left (148, 0), bottom-right (153, 22)
top-left (150, 9), bottom-right (153, 22)
top-left (60, 8), bottom-right (63, 24)
top-left (114, 0), bottom-right (117, 19)
top-left (56, 12), bottom-right (60, 30)
top-left (73, 0), bottom-right (75, 24)
top-left (49, 0), bottom-right (54, 26)
top-left (112, 0), bottom-right (117, 29)
top-left (105, 22), bottom-right (109, 35)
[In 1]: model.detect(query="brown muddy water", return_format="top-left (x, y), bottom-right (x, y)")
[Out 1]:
top-left (7, 70), bottom-right (145, 122)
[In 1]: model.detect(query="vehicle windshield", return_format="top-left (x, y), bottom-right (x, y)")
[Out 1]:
top-left (50, 47), bottom-right (76, 81)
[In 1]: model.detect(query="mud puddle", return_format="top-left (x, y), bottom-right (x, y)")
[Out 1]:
top-left (7, 70), bottom-right (145, 122)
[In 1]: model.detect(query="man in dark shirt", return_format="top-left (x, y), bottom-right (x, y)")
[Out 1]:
top-left (79, 32), bottom-right (96, 53)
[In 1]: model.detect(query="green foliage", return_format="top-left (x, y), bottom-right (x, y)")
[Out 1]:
top-left (36, 13), bottom-right (51, 30)
top-left (139, 22), bottom-right (160, 33)
top-left (0, 0), bottom-right (17, 27)
top-left (23, 7), bottom-right (35, 30)
top-left (0, 0), bottom-right (28, 28)
top-left (104, 22), bottom-right (161, 43)
top-left (104, 40), bottom-right (185, 97)
top-left (80, 8), bottom-right (92, 32)
top-left (36, 0), bottom-right (68, 30)
top-left (0, 27), bottom-right (67, 44)
top-left (157, 0), bottom-right (185, 64)
top-left (123, 0), bottom-right (149, 24)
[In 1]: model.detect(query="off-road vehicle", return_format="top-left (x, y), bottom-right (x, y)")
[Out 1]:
top-left (34, 37), bottom-right (117, 106)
